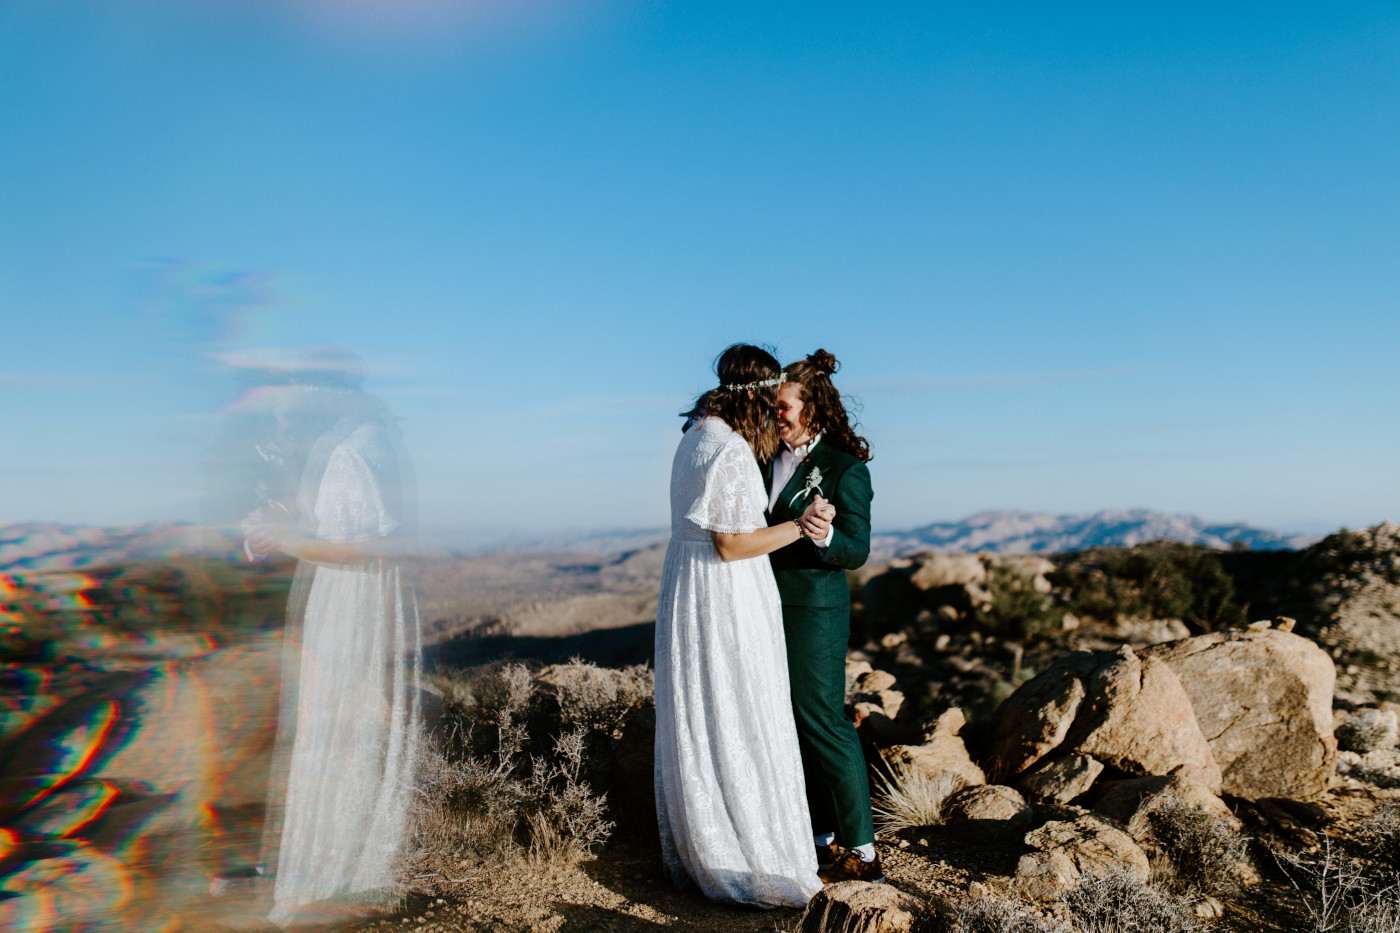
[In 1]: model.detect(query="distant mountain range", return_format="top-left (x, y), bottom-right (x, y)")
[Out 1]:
top-left (869, 509), bottom-right (1319, 559)
top-left (0, 522), bottom-right (240, 572)
top-left (0, 510), bottom-right (1326, 572)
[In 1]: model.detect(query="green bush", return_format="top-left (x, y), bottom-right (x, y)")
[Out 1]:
top-left (1054, 542), bottom-right (1245, 632)
top-left (975, 563), bottom-right (1065, 640)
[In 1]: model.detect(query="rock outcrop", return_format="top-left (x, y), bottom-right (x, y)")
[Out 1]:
top-left (1142, 628), bottom-right (1336, 799)
top-left (984, 646), bottom-right (1221, 792)
top-left (882, 708), bottom-right (986, 788)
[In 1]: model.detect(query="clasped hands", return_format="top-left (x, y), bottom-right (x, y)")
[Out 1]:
top-left (799, 496), bottom-right (836, 540)
top-left (241, 502), bottom-right (305, 559)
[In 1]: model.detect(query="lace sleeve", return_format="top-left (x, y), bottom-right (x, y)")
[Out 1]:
top-left (683, 436), bottom-right (766, 534)
top-left (313, 437), bottom-right (401, 542)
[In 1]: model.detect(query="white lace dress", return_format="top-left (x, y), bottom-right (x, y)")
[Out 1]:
top-left (268, 420), bottom-right (422, 925)
top-left (653, 418), bottom-right (822, 908)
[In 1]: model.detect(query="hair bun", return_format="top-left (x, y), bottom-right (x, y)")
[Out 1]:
top-left (809, 349), bottom-right (839, 376)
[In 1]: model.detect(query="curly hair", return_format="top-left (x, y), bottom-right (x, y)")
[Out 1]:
top-left (681, 344), bottom-right (783, 462)
top-left (782, 349), bottom-right (871, 462)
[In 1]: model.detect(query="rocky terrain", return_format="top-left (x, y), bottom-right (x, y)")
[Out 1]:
top-left (4, 522), bottom-right (1400, 931)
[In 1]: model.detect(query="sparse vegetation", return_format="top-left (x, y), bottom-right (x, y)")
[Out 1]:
top-left (1360, 804), bottom-right (1400, 866)
top-left (1062, 868), bottom-right (1204, 933)
top-left (947, 894), bottom-right (1071, 933)
top-left (1147, 797), bottom-right (1250, 896)
top-left (871, 760), bottom-right (966, 834)
top-left (975, 564), bottom-right (1065, 640)
top-left (407, 660), bottom-right (633, 870)
top-left (1053, 542), bottom-right (1245, 633)
top-left (1274, 839), bottom-right (1371, 933)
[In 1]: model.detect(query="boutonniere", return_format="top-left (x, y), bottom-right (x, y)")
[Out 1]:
top-left (788, 465), bottom-right (825, 508)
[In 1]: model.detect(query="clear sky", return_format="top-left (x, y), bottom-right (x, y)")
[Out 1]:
top-left (2, 1), bottom-right (1398, 542)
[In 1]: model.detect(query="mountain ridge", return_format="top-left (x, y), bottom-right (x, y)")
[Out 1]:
top-left (870, 508), bottom-right (1318, 559)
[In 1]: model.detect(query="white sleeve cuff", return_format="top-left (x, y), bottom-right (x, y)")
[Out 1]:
top-left (812, 524), bottom-right (833, 548)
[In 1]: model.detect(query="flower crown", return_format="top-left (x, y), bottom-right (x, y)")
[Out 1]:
top-left (723, 371), bottom-right (786, 392)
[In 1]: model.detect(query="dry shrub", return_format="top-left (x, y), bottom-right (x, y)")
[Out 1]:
top-left (1275, 830), bottom-right (1400, 933)
top-left (1274, 839), bottom-right (1371, 933)
top-left (1147, 796), bottom-right (1250, 896)
top-left (948, 895), bottom-right (1071, 933)
top-left (408, 729), bottom-right (527, 863)
top-left (1062, 868), bottom-right (1203, 933)
top-left (872, 760), bottom-right (966, 834)
top-left (1347, 887), bottom-right (1400, 933)
top-left (407, 664), bottom-right (616, 871)
top-left (1361, 803), bottom-right (1400, 866)
top-left (550, 658), bottom-right (653, 736)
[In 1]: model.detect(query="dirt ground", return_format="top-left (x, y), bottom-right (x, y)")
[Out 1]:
top-left (183, 774), bottom-right (1400, 933)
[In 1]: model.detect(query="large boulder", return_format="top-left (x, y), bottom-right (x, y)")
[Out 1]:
top-left (798, 881), bottom-right (927, 933)
top-left (1142, 629), bottom-right (1337, 799)
top-left (882, 708), bottom-right (986, 788)
top-left (984, 646), bottom-right (1221, 791)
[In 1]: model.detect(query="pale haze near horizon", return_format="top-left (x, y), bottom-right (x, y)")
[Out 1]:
top-left (2, 1), bottom-right (1397, 543)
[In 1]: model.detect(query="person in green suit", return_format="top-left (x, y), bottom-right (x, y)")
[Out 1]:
top-left (762, 349), bottom-right (882, 884)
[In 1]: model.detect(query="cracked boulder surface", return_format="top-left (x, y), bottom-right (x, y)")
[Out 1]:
top-left (982, 645), bottom-right (1220, 792)
top-left (1142, 629), bottom-right (1337, 799)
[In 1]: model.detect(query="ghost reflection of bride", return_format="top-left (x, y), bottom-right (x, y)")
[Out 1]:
top-left (239, 356), bottom-right (421, 925)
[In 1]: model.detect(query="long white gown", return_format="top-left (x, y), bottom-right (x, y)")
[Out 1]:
top-left (268, 418), bottom-right (422, 925)
top-left (653, 418), bottom-right (822, 908)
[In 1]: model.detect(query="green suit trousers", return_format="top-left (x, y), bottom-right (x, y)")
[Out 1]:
top-left (782, 604), bottom-right (875, 848)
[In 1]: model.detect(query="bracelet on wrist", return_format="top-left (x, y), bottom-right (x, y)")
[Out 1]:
top-left (794, 518), bottom-right (806, 538)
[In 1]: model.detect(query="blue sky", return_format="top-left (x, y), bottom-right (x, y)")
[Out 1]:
top-left (2, 1), bottom-right (1398, 541)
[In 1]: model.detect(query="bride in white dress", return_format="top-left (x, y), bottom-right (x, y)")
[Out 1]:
top-left (242, 366), bottom-right (421, 926)
top-left (655, 344), bottom-right (831, 908)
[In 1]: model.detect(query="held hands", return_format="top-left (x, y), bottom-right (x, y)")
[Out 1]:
top-left (241, 507), bottom-right (299, 559)
top-left (799, 496), bottom-right (836, 540)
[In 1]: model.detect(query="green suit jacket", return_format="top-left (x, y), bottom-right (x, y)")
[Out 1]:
top-left (762, 440), bottom-right (873, 609)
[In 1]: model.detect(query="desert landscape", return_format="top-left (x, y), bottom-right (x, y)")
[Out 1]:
top-left (4, 517), bottom-right (1400, 931)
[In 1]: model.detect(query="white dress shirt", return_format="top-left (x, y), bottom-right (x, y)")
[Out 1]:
top-left (769, 433), bottom-right (833, 548)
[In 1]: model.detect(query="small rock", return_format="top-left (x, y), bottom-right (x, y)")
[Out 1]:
top-left (857, 670), bottom-right (898, 694)
top-left (1018, 755), bottom-right (1104, 805)
top-left (1337, 708), bottom-right (1400, 753)
top-left (942, 785), bottom-right (1034, 834)
top-left (1016, 850), bottom-right (1081, 901)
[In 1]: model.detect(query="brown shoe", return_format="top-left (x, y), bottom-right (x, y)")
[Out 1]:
top-left (815, 841), bottom-right (842, 869)
top-left (818, 849), bottom-right (885, 884)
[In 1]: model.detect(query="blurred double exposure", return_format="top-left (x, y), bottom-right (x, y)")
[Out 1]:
top-left (0, 347), bottom-right (422, 930)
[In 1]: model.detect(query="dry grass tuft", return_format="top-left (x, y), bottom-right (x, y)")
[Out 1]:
top-left (871, 760), bottom-right (966, 834)
top-left (1147, 796), bottom-right (1250, 896)
top-left (1062, 867), bottom-right (1203, 933)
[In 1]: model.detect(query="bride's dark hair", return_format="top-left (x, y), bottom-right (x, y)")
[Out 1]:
top-left (681, 344), bottom-right (783, 462)
top-left (783, 349), bottom-right (872, 463)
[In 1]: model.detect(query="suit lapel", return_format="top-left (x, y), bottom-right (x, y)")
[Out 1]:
top-left (774, 443), bottom-right (832, 518)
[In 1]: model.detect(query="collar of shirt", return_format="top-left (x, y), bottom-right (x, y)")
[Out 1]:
top-left (769, 433), bottom-right (823, 511)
